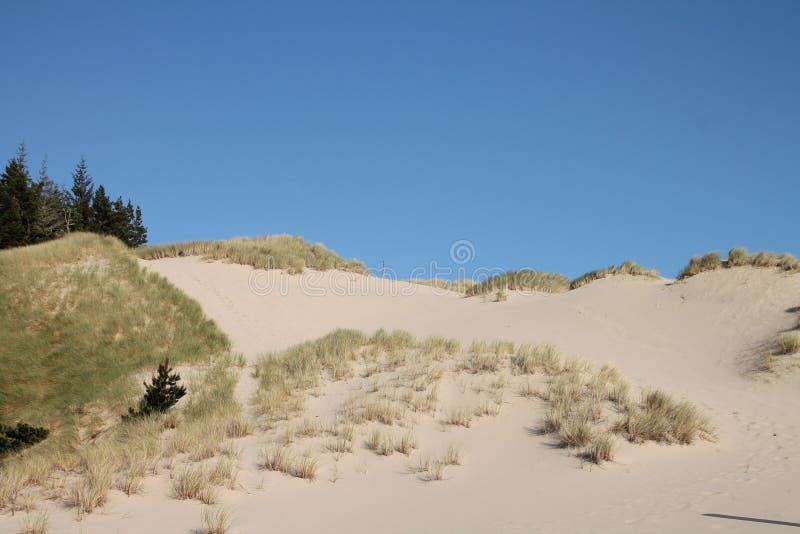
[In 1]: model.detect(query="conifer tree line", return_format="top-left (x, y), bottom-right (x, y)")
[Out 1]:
top-left (0, 143), bottom-right (147, 249)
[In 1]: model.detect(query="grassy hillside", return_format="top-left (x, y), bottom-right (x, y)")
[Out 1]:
top-left (137, 234), bottom-right (369, 274)
top-left (0, 233), bottom-right (230, 440)
top-left (678, 248), bottom-right (800, 279)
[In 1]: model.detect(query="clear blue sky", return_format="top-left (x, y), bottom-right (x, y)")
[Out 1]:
top-left (2, 1), bottom-right (798, 279)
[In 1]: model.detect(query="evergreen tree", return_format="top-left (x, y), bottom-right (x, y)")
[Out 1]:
top-left (131, 205), bottom-right (148, 246)
top-left (110, 196), bottom-right (129, 244)
top-left (70, 157), bottom-right (94, 231)
top-left (1, 145), bottom-right (147, 249)
top-left (0, 145), bottom-right (38, 248)
top-left (90, 184), bottom-right (113, 234)
top-left (125, 358), bottom-right (186, 419)
top-left (0, 190), bottom-right (25, 249)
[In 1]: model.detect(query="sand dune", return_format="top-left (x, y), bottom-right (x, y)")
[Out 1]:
top-left (7, 257), bottom-right (798, 533)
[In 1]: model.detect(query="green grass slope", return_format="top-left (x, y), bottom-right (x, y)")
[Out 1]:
top-left (0, 233), bottom-right (230, 440)
top-left (136, 234), bottom-right (369, 274)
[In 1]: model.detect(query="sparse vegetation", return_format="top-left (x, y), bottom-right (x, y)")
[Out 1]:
top-left (465, 269), bottom-right (570, 296)
top-left (137, 234), bottom-right (368, 275)
top-left (201, 505), bottom-right (232, 534)
top-left (172, 465), bottom-right (217, 504)
top-left (511, 343), bottom-right (561, 375)
top-left (614, 389), bottom-right (714, 444)
top-left (537, 357), bottom-right (713, 461)
top-left (570, 261), bottom-right (660, 290)
top-left (407, 278), bottom-right (476, 293)
top-left (678, 247), bottom-right (800, 279)
top-left (258, 446), bottom-right (318, 480)
top-left (444, 408), bottom-right (472, 428)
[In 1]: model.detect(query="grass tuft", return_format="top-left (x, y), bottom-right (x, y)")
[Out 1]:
top-left (584, 433), bottom-right (615, 464)
top-left (20, 510), bottom-right (49, 534)
top-left (776, 332), bottom-right (800, 355)
top-left (200, 505), bottom-right (232, 534)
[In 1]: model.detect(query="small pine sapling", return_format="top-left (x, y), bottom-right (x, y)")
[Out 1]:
top-left (125, 358), bottom-right (186, 419)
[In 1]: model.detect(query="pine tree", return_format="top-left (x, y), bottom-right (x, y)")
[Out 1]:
top-left (90, 184), bottom-right (113, 234)
top-left (110, 196), bottom-right (129, 245)
top-left (131, 205), bottom-right (148, 246)
top-left (125, 358), bottom-right (186, 419)
top-left (70, 157), bottom-right (94, 231)
top-left (0, 145), bottom-right (38, 248)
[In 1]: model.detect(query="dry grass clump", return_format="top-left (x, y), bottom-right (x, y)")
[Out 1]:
top-left (465, 269), bottom-right (571, 296)
top-left (200, 505), bottom-right (232, 534)
top-left (444, 408), bottom-right (473, 428)
top-left (0, 464), bottom-right (28, 512)
top-left (614, 389), bottom-right (715, 444)
top-left (442, 444), bottom-right (461, 466)
top-left (512, 343), bottom-right (561, 375)
top-left (570, 261), bottom-right (660, 290)
top-left (395, 431), bottom-right (418, 455)
top-left (70, 448), bottom-right (114, 515)
top-left (419, 336), bottom-right (461, 359)
top-left (330, 423), bottom-right (355, 452)
top-left (584, 433), bottom-right (615, 464)
top-left (415, 445), bottom-right (462, 481)
top-left (678, 247), bottom-right (800, 279)
top-left (537, 358), bottom-right (713, 462)
top-left (172, 465), bottom-right (217, 504)
top-left (20, 510), bottom-right (49, 534)
top-left (776, 332), bottom-right (800, 355)
top-left (258, 446), bottom-right (318, 480)
top-left (137, 234), bottom-right (368, 275)
top-left (461, 340), bottom-right (514, 373)
top-left (0, 233), bottom-right (230, 458)
top-left (259, 446), bottom-right (294, 473)
top-left (292, 456), bottom-right (319, 480)
top-left (677, 251), bottom-right (722, 279)
top-left (366, 429), bottom-right (394, 456)
top-left (363, 400), bottom-right (405, 425)
top-left (473, 400), bottom-right (500, 417)
top-left (557, 416), bottom-right (592, 447)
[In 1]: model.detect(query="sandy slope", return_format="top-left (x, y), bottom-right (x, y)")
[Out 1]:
top-left (7, 258), bottom-right (799, 533)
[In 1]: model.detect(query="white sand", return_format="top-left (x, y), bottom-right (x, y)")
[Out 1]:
top-left (6, 258), bottom-right (799, 533)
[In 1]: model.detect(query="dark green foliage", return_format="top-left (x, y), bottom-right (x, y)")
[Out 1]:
top-left (0, 144), bottom-right (148, 249)
top-left (0, 421), bottom-right (49, 456)
top-left (0, 145), bottom-right (37, 248)
top-left (70, 157), bottom-right (94, 231)
top-left (125, 358), bottom-right (187, 419)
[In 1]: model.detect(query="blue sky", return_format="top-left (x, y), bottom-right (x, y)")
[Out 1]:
top-left (2, 0), bottom-right (798, 279)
